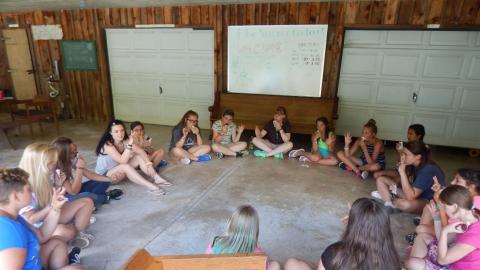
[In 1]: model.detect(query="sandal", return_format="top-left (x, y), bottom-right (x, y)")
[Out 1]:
top-left (153, 175), bottom-right (173, 187)
top-left (147, 188), bottom-right (166, 196)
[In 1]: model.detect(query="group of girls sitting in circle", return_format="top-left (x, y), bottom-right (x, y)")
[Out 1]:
top-left (1, 104), bottom-right (479, 270)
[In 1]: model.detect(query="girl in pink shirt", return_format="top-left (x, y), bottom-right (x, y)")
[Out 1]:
top-left (205, 205), bottom-right (279, 270)
top-left (406, 185), bottom-right (480, 270)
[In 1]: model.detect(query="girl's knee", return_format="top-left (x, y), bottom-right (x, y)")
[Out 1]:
top-left (238, 141), bottom-right (247, 149)
top-left (211, 143), bottom-right (220, 152)
top-left (284, 258), bottom-right (300, 270)
top-left (336, 150), bottom-right (345, 158)
top-left (285, 141), bottom-right (293, 150)
top-left (202, 144), bottom-right (212, 152)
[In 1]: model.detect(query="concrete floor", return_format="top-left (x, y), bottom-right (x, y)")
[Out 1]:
top-left (1, 119), bottom-right (479, 270)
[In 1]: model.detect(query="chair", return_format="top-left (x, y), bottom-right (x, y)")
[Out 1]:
top-left (122, 249), bottom-right (267, 270)
top-left (9, 95), bottom-right (59, 137)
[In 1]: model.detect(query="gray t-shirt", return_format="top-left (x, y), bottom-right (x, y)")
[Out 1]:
top-left (169, 124), bottom-right (197, 151)
top-left (212, 120), bottom-right (236, 145)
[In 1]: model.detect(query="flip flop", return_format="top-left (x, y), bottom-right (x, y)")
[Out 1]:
top-left (155, 181), bottom-right (173, 187)
top-left (147, 189), bottom-right (166, 196)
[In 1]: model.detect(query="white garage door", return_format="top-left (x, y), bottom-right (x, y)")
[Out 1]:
top-left (337, 30), bottom-right (480, 149)
top-left (106, 28), bottom-right (214, 128)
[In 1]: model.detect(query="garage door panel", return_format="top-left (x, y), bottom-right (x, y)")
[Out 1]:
top-left (188, 32), bottom-right (214, 51)
top-left (459, 87), bottom-right (480, 111)
top-left (340, 49), bottom-right (378, 75)
top-left (338, 80), bottom-right (374, 104)
top-left (452, 117), bottom-right (480, 143)
top-left (157, 31), bottom-right (186, 50)
top-left (160, 78), bottom-right (188, 99)
top-left (109, 53), bottom-right (134, 73)
top-left (386, 31), bottom-right (424, 45)
top-left (106, 30), bottom-right (131, 50)
top-left (429, 31), bottom-right (470, 46)
top-left (111, 76), bottom-right (137, 96)
top-left (423, 54), bottom-right (464, 79)
top-left (381, 53), bottom-right (419, 77)
top-left (372, 110), bottom-right (410, 140)
top-left (344, 30), bottom-right (382, 46)
top-left (412, 113), bottom-right (450, 139)
top-left (336, 106), bottom-right (372, 136)
top-left (417, 84), bottom-right (457, 109)
top-left (467, 56), bottom-right (480, 80)
top-left (376, 82), bottom-right (413, 106)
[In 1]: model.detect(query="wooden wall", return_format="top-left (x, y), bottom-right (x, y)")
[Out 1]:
top-left (0, 0), bottom-right (479, 121)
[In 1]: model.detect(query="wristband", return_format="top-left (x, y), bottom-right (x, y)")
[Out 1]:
top-left (50, 205), bottom-right (61, 213)
top-left (436, 204), bottom-right (444, 209)
top-left (344, 147), bottom-right (349, 150)
top-left (145, 162), bottom-right (153, 166)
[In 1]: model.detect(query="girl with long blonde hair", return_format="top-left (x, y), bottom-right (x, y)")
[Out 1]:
top-left (206, 205), bottom-right (280, 270)
top-left (18, 143), bottom-right (95, 248)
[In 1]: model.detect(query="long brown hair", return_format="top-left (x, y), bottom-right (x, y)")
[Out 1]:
top-left (51, 137), bottom-right (73, 181)
top-left (176, 110), bottom-right (200, 128)
top-left (404, 141), bottom-right (438, 180)
top-left (330, 198), bottom-right (401, 270)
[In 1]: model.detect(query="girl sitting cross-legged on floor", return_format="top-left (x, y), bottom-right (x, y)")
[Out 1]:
top-left (336, 119), bottom-right (386, 180)
top-left (205, 205), bottom-right (280, 270)
top-left (211, 109), bottom-right (249, 159)
top-left (252, 106), bottom-right (293, 159)
top-left (289, 116), bottom-right (338, 166)
top-left (169, 110), bottom-right (212, 165)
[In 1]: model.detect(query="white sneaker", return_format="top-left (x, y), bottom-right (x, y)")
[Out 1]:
top-left (288, 148), bottom-right (305, 158)
top-left (371, 190), bottom-right (383, 201)
top-left (299, 156), bottom-right (308, 162)
top-left (89, 216), bottom-right (96, 225)
top-left (180, 157), bottom-right (191, 165)
top-left (361, 171), bottom-right (369, 180)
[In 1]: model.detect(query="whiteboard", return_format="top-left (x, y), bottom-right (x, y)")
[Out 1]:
top-left (227, 25), bottom-right (328, 97)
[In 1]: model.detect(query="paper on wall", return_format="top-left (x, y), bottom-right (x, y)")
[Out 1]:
top-left (31, 25), bottom-right (63, 40)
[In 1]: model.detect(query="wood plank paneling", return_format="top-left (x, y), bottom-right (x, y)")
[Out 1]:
top-left (0, 0), bottom-right (479, 121)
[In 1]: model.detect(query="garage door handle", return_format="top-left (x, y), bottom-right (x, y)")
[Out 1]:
top-left (158, 85), bottom-right (163, 95)
top-left (412, 92), bottom-right (418, 103)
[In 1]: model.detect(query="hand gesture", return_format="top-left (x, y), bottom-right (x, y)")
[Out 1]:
top-left (221, 124), bottom-right (228, 133)
top-left (313, 130), bottom-right (321, 140)
top-left (76, 157), bottom-right (86, 170)
top-left (340, 202), bottom-right (352, 225)
top-left (359, 137), bottom-right (367, 150)
top-left (128, 131), bottom-right (134, 145)
top-left (182, 127), bottom-right (189, 137)
top-left (431, 176), bottom-right (443, 203)
top-left (426, 200), bottom-right (438, 217)
top-left (344, 132), bottom-right (352, 146)
top-left (395, 141), bottom-right (404, 151)
top-left (51, 187), bottom-right (68, 210)
top-left (191, 126), bottom-right (200, 135)
top-left (443, 221), bottom-right (468, 235)
top-left (237, 124), bottom-right (245, 134)
top-left (273, 120), bottom-right (282, 131)
top-left (255, 125), bottom-right (262, 138)
top-left (397, 154), bottom-right (406, 173)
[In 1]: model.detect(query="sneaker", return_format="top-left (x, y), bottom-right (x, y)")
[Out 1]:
top-left (288, 148), bottom-right (305, 158)
top-left (360, 171), bottom-right (369, 180)
top-left (254, 150), bottom-right (267, 158)
top-left (405, 232), bottom-right (417, 244)
top-left (384, 201), bottom-right (400, 214)
top-left (89, 216), bottom-right (96, 225)
top-left (180, 157), bottom-right (191, 165)
top-left (68, 247), bottom-right (81, 264)
top-left (371, 190), bottom-right (383, 202)
top-left (215, 152), bottom-right (224, 159)
top-left (106, 188), bottom-right (123, 201)
top-left (237, 150), bottom-right (249, 157)
top-left (197, 154), bottom-right (212, 162)
top-left (70, 235), bottom-right (90, 249)
top-left (273, 153), bottom-right (284, 160)
top-left (299, 156), bottom-right (308, 162)
top-left (155, 160), bottom-right (168, 172)
top-left (413, 216), bottom-right (421, 226)
top-left (338, 162), bottom-right (346, 170)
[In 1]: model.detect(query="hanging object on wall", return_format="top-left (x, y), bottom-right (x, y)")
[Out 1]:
top-left (31, 25), bottom-right (63, 40)
top-left (60, 40), bottom-right (97, 71)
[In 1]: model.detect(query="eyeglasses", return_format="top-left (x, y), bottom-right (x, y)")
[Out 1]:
top-left (187, 119), bottom-right (198, 123)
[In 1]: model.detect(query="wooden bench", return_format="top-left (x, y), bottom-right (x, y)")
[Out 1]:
top-left (122, 249), bottom-right (267, 270)
top-left (210, 93), bottom-right (338, 135)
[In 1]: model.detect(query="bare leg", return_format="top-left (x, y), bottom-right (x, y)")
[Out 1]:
top-left (170, 147), bottom-right (196, 161)
top-left (252, 137), bottom-right (273, 152)
top-left (212, 143), bottom-right (236, 156)
top-left (336, 151), bottom-right (362, 173)
top-left (228, 141), bottom-right (247, 152)
top-left (373, 169), bottom-right (399, 180)
top-left (394, 198), bottom-right (428, 214)
top-left (107, 164), bottom-right (160, 191)
top-left (188, 145), bottom-right (211, 157)
top-left (409, 232), bottom-right (434, 261)
top-left (59, 198), bottom-right (94, 233)
top-left (129, 155), bottom-right (170, 185)
top-left (375, 176), bottom-right (397, 203)
top-left (266, 141), bottom-right (293, 157)
top-left (52, 223), bottom-right (76, 242)
top-left (150, 148), bottom-right (165, 166)
top-left (268, 261), bottom-right (281, 270)
top-left (284, 258), bottom-right (315, 270)
top-left (304, 152), bottom-right (338, 166)
top-left (41, 238), bottom-right (68, 270)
